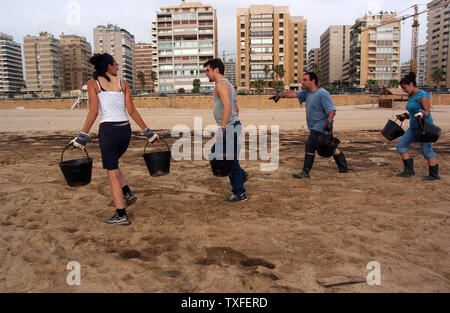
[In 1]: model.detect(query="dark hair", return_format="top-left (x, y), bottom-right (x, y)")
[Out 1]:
top-left (90, 53), bottom-right (114, 81)
top-left (400, 72), bottom-right (416, 87)
top-left (305, 72), bottom-right (319, 86)
top-left (203, 58), bottom-right (225, 75)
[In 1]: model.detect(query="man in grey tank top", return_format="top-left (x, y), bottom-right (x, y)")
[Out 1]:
top-left (204, 58), bottom-right (250, 202)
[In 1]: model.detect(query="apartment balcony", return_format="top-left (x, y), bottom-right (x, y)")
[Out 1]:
top-left (157, 17), bottom-right (172, 22)
top-left (158, 23), bottom-right (172, 29)
top-left (198, 13), bottom-right (214, 19)
top-left (198, 17), bottom-right (213, 23)
top-left (198, 28), bottom-right (213, 34)
top-left (198, 22), bottom-right (213, 27)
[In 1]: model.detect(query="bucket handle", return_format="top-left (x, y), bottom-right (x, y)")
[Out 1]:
top-left (61, 144), bottom-right (91, 163)
top-left (144, 137), bottom-right (170, 154)
top-left (393, 118), bottom-right (404, 128)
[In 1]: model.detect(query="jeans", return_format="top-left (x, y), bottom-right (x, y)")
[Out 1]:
top-left (396, 127), bottom-right (436, 159)
top-left (211, 122), bottom-right (246, 196)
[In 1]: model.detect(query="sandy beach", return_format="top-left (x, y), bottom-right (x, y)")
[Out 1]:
top-left (0, 105), bottom-right (449, 292)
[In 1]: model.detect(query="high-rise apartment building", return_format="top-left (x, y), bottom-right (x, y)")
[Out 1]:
top-left (320, 25), bottom-right (351, 85)
top-left (425, 0), bottom-right (449, 89)
top-left (135, 43), bottom-right (153, 91)
top-left (152, 1), bottom-right (218, 93)
top-left (417, 44), bottom-right (427, 87)
top-left (223, 58), bottom-right (237, 88)
top-left (0, 33), bottom-right (24, 93)
top-left (307, 48), bottom-right (320, 72)
top-left (236, 5), bottom-right (307, 91)
top-left (349, 13), bottom-right (401, 88)
top-left (23, 32), bottom-right (64, 93)
top-left (151, 43), bottom-right (158, 91)
top-left (60, 34), bottom-right (92, 91)
top-left (401, 60), bottom-right (411, 80)
top-left (94, 24), bottom-right (136, 90)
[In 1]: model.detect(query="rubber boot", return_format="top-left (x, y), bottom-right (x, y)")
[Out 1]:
top-left (293, 154), bottom-right (315, 179)
top-left (423, 164), bottom-right (440, 181)
top-left (397, 158), bottom-right (415, 177)
top-left (333, 152), bottom-right (349, 173)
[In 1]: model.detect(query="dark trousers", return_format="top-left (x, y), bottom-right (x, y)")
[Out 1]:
top-left (305, 130), bottom-right (322, 154)
top-left (211, 123), bottom-right (246, 196)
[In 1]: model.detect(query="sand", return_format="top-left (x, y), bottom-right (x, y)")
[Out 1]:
top-left (0, 105), bottom-right (449, 292)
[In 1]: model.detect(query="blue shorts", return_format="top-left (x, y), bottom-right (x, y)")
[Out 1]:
top-left (98, 124), bottom-right (131, 170)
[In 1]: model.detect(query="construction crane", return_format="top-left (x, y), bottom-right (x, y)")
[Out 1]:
top-left (410, 5), bottom-right (419, 74)
top-left (361, 2), bottom-right (448, 74)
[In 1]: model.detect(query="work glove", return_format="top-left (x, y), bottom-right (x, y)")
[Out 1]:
top-left (70, 132), bottom-right (90, 150)
top-left (269, 92), bottom-right (283, 103)
top-left (414, 109), bottom-right (426, 121)
top-left (143, 128), bottom-right (159, 143)
top-left (324, 119), bottom-right (334, 132)
top-left (396, 112), bottom-right (410, 122)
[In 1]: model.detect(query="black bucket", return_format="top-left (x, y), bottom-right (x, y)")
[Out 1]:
top-left (143, 138), bottom-right (171, 177)
top-left (415, 119), bottom-right (441, 143)
top-left (381, 119), bottom-right (405, 141)
top-left (59, 144), bottom-right (93, 187)
top-left (317, 133), bottom-right (341, 158)
top-left (209, 158), bottom-right (236, 177)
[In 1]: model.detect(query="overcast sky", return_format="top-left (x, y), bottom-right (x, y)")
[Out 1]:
top-left (1, 0), bottom-right (429, 63)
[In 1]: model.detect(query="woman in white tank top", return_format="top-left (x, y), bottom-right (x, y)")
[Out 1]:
top-left (69, 53), bottom-right (159, 226)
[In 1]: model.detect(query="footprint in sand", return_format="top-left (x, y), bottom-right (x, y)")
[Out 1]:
top-left (196, 247), bottom-right (275, 269)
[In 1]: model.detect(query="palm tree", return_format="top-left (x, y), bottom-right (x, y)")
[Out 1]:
top-left (192, 79), bottom-right (201, 93)
top-left (263, 64), bottom-right (272, 92)
top-left (271, 80), bottom-right (284, 93)
top-left (388, 79), bottom-right (399, 88)
top-left (431, 68), bottom-right (444, 90)
top-left (150, 70), bottom-right (157, 93)
top-left (252, 79), bottom-right (265, 94)
top-left (274, 64), bottom-right (285, 81)
top-left (365, 79), bottom-right (377, 92)
top-left (310, 63), bottom-right (322, 80)
top-left (137, 71), bottom-right (145, 91)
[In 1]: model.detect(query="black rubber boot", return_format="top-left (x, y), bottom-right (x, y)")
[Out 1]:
top-left (293, 154), bottom-right (315, 179)
top-left (423, 164), bottom-right (440, 181)
top-left (397, 158), bottom-right (415, 177)
top-left (333, 152), bottom-right (349, 173)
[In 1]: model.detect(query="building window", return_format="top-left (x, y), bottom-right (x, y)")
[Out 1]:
top-left (241, 24), bottom-right (245, 29)
top-left (280, 48), bottom-right (284, 53)
top-left (279, 56), bottom-right (284, 62)
top-left (241, 74), bottom-right (245, 79)
top-left (279, 39), bottom-right (284, 45)
top-left (241, 66), bottom-right (245, 70)
top-left (279, 22), bottom-right (284, 28)
top-left (279, 31), bottom-right (284, 36)
top-left (279, 14), bottom-right (284, 19)
top-left (241, 32), bottom-right (245, 37)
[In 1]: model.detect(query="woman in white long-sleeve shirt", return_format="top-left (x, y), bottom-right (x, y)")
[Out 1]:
top-left (70, 53), bottom-right (159, 225)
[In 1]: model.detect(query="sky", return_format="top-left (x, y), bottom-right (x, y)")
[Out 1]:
top-left (1, 0), bottom-right (430, 63)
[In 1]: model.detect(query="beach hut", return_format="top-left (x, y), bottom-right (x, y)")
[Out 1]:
top-left (378, 88), bottom-right (408, 108)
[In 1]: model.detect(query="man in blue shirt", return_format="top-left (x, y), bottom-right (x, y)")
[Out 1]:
top-left (270, 72), bottom-right (348, 178)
